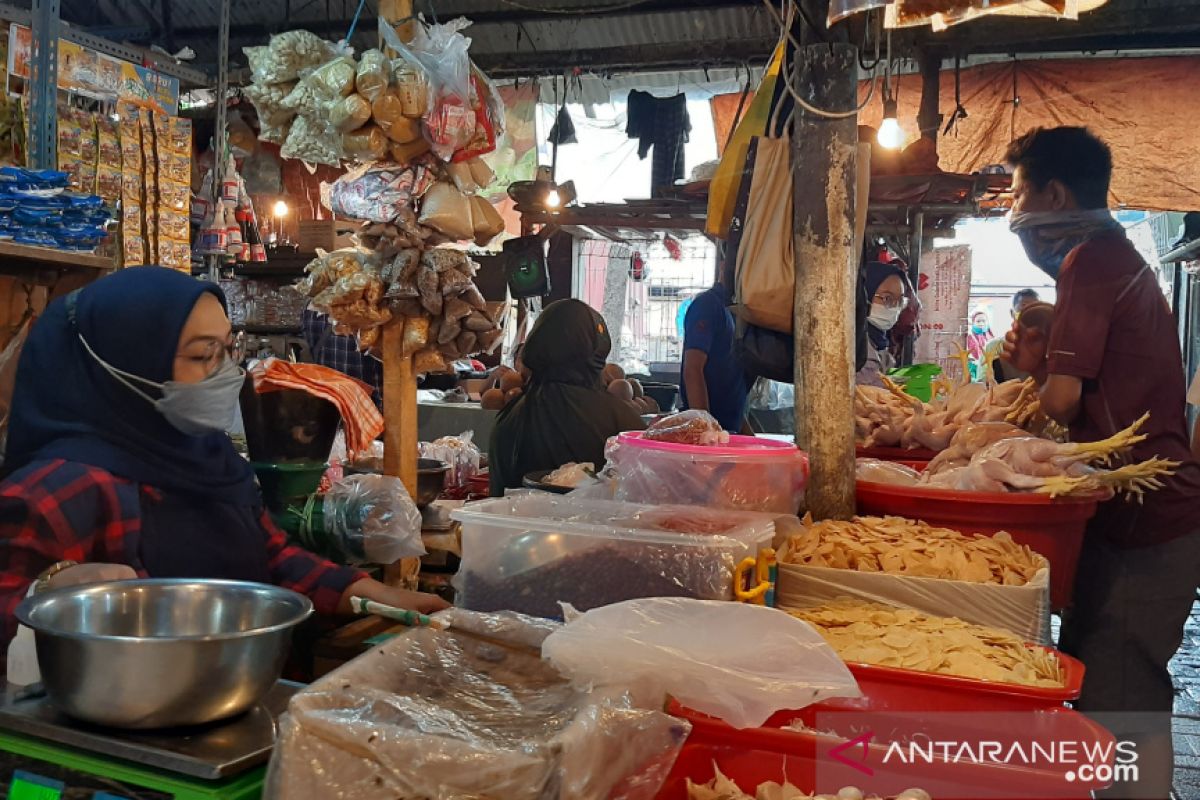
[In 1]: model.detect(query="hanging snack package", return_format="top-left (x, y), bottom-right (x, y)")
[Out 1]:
top-left (451, 74), bottom-right (497, 163)
top-left (342, 124), bottom-right (388, 161)
top-left (393, 59), bottom-right (431, 118)
top-left (330, 94), bottom-right (372, 133)
top-left (380, 17), bottom-right (474, 160)
top-left (385, 116), bottom-right (422, 145)
top-left (282, 115), bottom-right (343, 166)
top-left (245, 30), bottom-right (332, 84)
top-left (419, 182), bottom-right (475, 242)
top-left (389, 136), bottom-right (431, 165)
top-left (468, 157), bottom-right (495, 191)
top-left (371, 92), bottom-right (406, 133)
top-left (307, 56), bottom-right (359, 101)
top-left (56, 110), bottom-right (84, 191)
top-left (470, 196), bottom-right (505, 244)
top-left (245, 81), bottom-right (298, 128)
top-left (355, 49), bottom-right (391, 103)
top-left (446, 161), bottom-right (478, 194)
top-left (327, 162), bottom-right (425, 224)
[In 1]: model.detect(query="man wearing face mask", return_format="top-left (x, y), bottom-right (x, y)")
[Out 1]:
top-left (855, 261), bottom-right (911, 387)
top-left (0, 268), bottom-right (447, 665)
top-left (1004, 127), bottom-right (1200, 800)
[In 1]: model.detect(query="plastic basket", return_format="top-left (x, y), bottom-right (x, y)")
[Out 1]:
top-left (855, 480), bottom-right (1101, 609)
top-left (659, 694), bottom-right (1111, 800)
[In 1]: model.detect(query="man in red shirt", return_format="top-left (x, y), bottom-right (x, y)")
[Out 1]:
top-left (1006, 127), bottom-right (1200, 799)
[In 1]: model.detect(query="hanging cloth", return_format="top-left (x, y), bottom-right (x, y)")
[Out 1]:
top-left (625, 90), bottom-right (691, 194)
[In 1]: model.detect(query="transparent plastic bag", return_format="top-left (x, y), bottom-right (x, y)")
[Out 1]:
top-left (326, 162), bottom-right (427, 223)
top-left (328, 93), bottom-right (371, 132)
top-left (323, 474), bottom-right (425, 565)
top-left (381, 17), bottom-right (474, 160)
top-left (355, 49), bottom-right (391, 102)
top-left (643, 409), bottom-right (729, 445)
top-left (419, 430), bottom-right (481, 489)
top-left (542, 597), bottom-right (860, 729)
top-left (264, 611), bottom-right (687, 800)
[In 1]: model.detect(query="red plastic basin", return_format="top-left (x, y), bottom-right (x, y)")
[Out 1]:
top-left (855, 480), bottom-right (1101, 609)
top-left (857, 444), bottom-right (939, 462)
top-left (658, 696), bottom-right (1113, 800)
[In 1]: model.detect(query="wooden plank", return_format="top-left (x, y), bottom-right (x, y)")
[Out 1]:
top-left (0, 241), bottom-right (113, 272)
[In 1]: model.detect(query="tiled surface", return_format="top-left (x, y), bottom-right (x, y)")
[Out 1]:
top-left (1171, 598), bottom-right (1200, 799)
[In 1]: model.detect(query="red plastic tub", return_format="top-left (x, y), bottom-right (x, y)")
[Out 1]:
top-left (843, 647), bottom-right (1084, 713)
top-left (855, 480), bottom-right (1102, 609)
top-left (657, 697), bottom-right (1113, 800)
top-left (857, 444), bottom-right (939, 462)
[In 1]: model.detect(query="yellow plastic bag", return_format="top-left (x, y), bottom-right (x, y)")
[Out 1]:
top-left (706, 43), bottom-right (785, 238)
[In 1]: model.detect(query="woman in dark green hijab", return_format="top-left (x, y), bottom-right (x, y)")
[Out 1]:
top-left (489, 300), bottom-right (645, 495)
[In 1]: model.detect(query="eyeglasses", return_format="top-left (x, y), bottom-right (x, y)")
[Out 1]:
top-left (177, 331), bottom-right (245, 376)
top-left (872, 292), bottom-right (908, 310)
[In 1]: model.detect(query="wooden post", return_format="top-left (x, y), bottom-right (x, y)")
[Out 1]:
top-left (379, 0), bottom-right (418, 497)
top-left (792, 43), bottom-right (859, 521)
top-left (916, 49), bottom-right (943, 145)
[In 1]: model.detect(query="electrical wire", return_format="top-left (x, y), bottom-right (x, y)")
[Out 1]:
top-left (761, 0), bottom-right (880, 120)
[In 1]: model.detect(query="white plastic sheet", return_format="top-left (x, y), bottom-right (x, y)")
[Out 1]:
top-left (542, 598), bottom-right (860, 730)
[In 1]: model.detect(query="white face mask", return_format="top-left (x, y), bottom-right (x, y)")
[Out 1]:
top-left (868, 302), bottom-right (902, 332)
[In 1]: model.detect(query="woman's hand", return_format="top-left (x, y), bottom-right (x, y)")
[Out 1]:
top-left (338, 577), bottom-right (451, 616)
top-left (47, 563), bottom-right (138, 591)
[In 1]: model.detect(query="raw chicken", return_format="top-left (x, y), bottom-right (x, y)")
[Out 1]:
top-left (924, 422), bottom-right (1029, 477)
top-left (917, 413), bottom-right (1179, 499)
top-left (643, 410), bottom-right (729, 446)
top-left (856, 458), bottom-right (921, 486)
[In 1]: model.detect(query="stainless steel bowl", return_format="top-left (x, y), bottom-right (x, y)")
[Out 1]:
top-left (15, 579), bottom-right (313, 729)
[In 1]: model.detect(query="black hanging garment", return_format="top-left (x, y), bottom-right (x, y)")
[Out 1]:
top-left (625, 90), bottom-right (691, 194)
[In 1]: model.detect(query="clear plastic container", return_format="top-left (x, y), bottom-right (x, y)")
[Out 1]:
top-left (607, 433), bottom-right (809, 514)
top-left (450, 495), bottom-right (776, 619)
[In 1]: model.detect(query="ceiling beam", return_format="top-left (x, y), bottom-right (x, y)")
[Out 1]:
top-left (92, 0), bottom-right (759, 43)
top-left (475, 37), bottom-right (777, 75)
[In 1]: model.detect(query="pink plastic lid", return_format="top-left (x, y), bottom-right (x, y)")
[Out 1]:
top-left (617, 431), bottom-right (802, 459)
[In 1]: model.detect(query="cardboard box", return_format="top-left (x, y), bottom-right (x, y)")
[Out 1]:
top-left (297, 218), bottom-right (356, 252)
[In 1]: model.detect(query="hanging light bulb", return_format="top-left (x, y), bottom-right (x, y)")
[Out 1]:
top-left (877, 98), bottom-right (904, 150)
top-left (273, 200), bottom-right (289, 218)
top-left (545, 188), bottom-right (562, 209)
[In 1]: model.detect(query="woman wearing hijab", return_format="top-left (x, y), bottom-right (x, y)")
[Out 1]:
top-left (0, 267), bottom-right (446, 651)
top-left (489, 300), bottom-right (645, 495)
top-left (967, 308), bottom-right (994, 362)
top-left (856, 261), bottom-right (913, 387)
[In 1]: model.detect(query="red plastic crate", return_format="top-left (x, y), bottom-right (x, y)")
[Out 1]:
top-left (855, 480), bottom-right (1101, 609)
top-left (658, 698), bottom-right (1112, 800)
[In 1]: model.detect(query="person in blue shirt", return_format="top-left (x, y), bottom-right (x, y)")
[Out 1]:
top-left (680, 282), bottom-right (749, 432)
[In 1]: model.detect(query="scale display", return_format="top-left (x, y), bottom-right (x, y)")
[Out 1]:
top-left (1, 757), bottom-right (162, 799)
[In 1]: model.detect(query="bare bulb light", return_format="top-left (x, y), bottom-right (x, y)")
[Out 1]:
top-left (877, 117), bottom-right (904, 150)
top-left (273, 200), bottom-right (289, 218)
top-left (545, 189), bottom-right (561, 209)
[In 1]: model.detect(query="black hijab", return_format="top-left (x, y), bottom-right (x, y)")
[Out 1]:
top-left (863, 261), bottom-right (910, 351)
top-left (5, 266), bottom-right (259, 505)
top-left (489, 300), bottom-right (645, 494)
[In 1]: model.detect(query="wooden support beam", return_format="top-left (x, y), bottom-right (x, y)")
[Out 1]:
top-left (916, 49), bottom-right (942, 143)
top-left (792, 42), bottom-right (859, 521)
top-left (379, 0), bottom-right (418, 499)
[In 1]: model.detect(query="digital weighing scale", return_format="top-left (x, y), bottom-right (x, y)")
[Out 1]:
top-left (0, 682), bottom-right (299, 800)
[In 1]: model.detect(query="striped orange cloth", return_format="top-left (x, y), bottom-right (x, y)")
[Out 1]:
top-left (253, 360), bottom-right (384, 456)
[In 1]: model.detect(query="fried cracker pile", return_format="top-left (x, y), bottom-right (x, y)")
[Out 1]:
top-left (780, 516), bottom-right (1045, 586)
top-left (789, 599), bottom-right (1064, 688)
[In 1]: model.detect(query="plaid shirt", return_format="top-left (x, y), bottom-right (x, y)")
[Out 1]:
top-left (302, 309), bottom-right (384, 408)
top-left (0, 459), bottom-right (366, 649)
